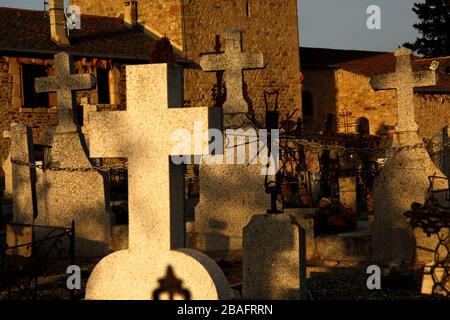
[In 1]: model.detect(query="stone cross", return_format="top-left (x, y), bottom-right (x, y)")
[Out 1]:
top-left (85, 64), bottom-right (229, 299)
top-left (35, 52), bottom-right (96, 133)
top-left (200, 28), bottom-right (268, 114)
top-left (370, 47), bottom-right (438, 133)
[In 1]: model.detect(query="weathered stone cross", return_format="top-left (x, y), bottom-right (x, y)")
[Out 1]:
top-left (35, 52), bottom-right (96, 133)
top-left (370, 47), bottom-right (438, 133)
top-left (85, 64), bottom-right (229, 300)
top-left (200, 28), bottom-right (268, 114)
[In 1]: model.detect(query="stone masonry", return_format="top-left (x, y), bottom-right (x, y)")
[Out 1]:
top-left (71, 0), bottom-right (303, 123)
top-left (71, 0), bottom-right (184, 49)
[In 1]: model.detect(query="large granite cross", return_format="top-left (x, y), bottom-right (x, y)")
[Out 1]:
top-left (370, 47), bottom-right (438, 133)
top-left (35, 52), bottom-right (96, 133)
top-left (200, 28), bottom-right (268, 114)
top-left (85, 64), bottom-right (229, 300)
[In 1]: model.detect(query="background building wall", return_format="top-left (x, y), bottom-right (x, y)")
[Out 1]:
top-left (182, 0), bottom-right (303, 123)
top-left (302, 67), bottom-right (450, 138)
top-left (71, 0), bottom-right (184, 49)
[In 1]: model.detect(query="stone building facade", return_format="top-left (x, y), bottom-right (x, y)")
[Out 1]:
top-left (300, 48), bottom-right (450, 139)
top-left (71, 0), bottom-right (304, 123)
top-left (0, 6), bottom-right (183, 163)
top-left (71, 0), bottom-right (184, 50)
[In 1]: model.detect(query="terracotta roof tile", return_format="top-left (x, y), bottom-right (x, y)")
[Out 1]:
top-left (301, 47), bottom-right (450, 93)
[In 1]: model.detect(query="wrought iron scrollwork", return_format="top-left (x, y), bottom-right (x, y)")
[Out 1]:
top-left (404, 175), bottom-right (450, 296)
top-left (0, 221), bottom-right (75, 300)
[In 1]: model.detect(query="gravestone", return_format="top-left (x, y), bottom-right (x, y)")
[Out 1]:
top-left (200, 28), bottom-right (268, 115)
top-left (193, 28), bottom-right (270, 256)
top-left (192, 130), bottom-right (271, 255)
top-left (370, 47), bottom-right (448, 264)
top-left (33, 52), bottom-right (112, 257)
top-left (338, 176), bottom-right (357, 213)
top-left (85, 63), bottom-right (230, 300)
top-left (9, 123), bottom-right (34, 224)
top-left (242, 214), bottom-right (307, 300)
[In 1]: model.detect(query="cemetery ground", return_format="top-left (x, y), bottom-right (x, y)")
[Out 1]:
top-left (0, 255), bottom-right (448, 300)
top-left (0, 220), bottom-right (447, 301)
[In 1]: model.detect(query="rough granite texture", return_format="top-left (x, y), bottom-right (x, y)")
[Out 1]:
top-left (370, 47), bottom-right (437, 133)
top-left (85, 63), bottom-right (230, 300)
top-left (32, 52), bottom-right (112, 257)
top-left (371, 48), bottom-right (448, 265)
top-left (191, 132), bottom-right (270, 256)
top-left (35, 53), bottom-right (96, 134)
top-left (200, 28), bottom-right (268, 114)
top-left (10, 122), bottom-right (34, 224)
top-left (242, 214), bottom-right (307, 300)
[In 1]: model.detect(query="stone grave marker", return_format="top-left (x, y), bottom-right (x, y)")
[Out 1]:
top-left (338, 176), bottom-right (357, 213)
top-left (200, 28), bottom-right (268, 115)
top-left (9, 123), bottom-right (34, 225)
top-left (85, 63), bottom-right (230, 300)
top-left (192, 28), bottom-right (271, 256)
top-left (33, 52), bottom-right (112, 257)
top-left (370, 47), bottom-right (448, 264)
top-left (243, 214), bottom-right (307, 300)
top-left (192, 131), bottom-right (272, 255)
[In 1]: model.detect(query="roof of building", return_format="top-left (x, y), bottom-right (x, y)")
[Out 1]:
top-left (300, 47), bottom-right (450, 93)
top-left (0, 7), bottom-right (185, 62)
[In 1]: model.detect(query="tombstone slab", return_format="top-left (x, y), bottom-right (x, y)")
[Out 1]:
top-left (242, 214), bottom-right (307, 300)
top-left (338, 176), bottom-right (357, 212)
top-left (192, 131), bottom-right (271, 256)
top-left (284, 208), bottom-right (316, 262)
top-left (10, 123), bottom-right (34, 225)
top-left (371, 48), bottom-right (448, 264)
top-left (85, 63), bottom-right (230, 300)
top-left (33, 52), bottom-right (111, 257)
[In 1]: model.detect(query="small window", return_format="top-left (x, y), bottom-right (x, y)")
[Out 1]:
top-left (21, 64), bottom-right (49, 108)
top-left (96, 68), bottom-right (110, 104)
top-left (302, 91), bottom-right (314, 117)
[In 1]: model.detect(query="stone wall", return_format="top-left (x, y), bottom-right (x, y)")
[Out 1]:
top-left (302, 67), bottom-right (450, 139)
top-left (0, 57), bottom-right (58, 161)
top-left (71, 0), bottom-right (184, 49)
top-left (183, 0), bottom-right (302, 122)
top-left (416, 94), bottom-right (450, 139)
top-left (72, 0), bottom-right (303, 121)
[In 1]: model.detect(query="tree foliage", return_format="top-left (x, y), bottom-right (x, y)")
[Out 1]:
top-left (405, 0), bottom-right (450, 57)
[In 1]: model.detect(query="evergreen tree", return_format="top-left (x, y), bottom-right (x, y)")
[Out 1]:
top-left (405, 0), bottom-right (450, 57)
